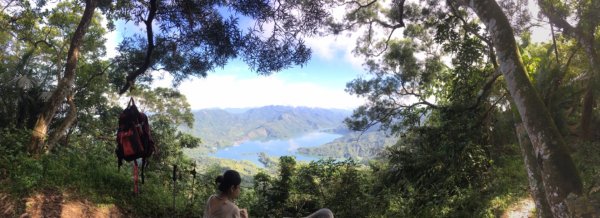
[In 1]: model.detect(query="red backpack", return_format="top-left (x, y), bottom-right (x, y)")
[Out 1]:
top-left (116, 98), bottom-right (155, 191)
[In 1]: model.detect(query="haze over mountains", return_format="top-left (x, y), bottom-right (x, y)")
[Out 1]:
top-left (182, 105), bottom-right (397, 159)
top-left (184, 106), bottom-right (350, 146)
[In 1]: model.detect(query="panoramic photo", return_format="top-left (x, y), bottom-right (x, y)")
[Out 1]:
top-left (0, 0), bottom-right (599, 217)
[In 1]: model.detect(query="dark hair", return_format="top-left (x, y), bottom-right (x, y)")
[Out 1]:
top-left (215, 170), bottom-right (241, 193)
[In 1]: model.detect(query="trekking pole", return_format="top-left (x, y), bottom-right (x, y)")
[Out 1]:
top-left (190, 161), bottom-right (197, 205)
top-left (172, 164), bottom-right (177, 210)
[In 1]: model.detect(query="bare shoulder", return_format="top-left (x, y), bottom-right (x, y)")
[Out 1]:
top-left (208, 195), bottom-right (226, 208)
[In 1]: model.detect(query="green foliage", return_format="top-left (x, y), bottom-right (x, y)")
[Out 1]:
top-left (0, 123), bottom-right (216, 217)
top-left (572, 141), bottom-right (600, 193)
top-left (480, 150), bottom-right (529, 217)
top-left (108, 0), bottom-right (322, 91)
top-left (0, 0), bottom-right (108, 131)
top-left (297, 130), bottom-right (398, 159)
top-left (380, 107), bottom-right (494, 217)
top-left (132, 88), bottom-right (195, 127)
top-left (250, 157), bottom-right (376, 217)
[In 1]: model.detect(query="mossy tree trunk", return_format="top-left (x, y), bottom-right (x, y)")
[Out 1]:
top-left (28, 0), bottom-right (97, 155)
top-left (457, 0), bottom-right (583, 216)
top-left (516, 123), bottom-right (553, 218)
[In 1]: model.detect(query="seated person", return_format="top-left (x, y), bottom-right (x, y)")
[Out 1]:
top-left (203, 170), bottom-right (248, 218)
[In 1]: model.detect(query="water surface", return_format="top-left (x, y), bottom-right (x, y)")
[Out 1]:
top-left (212, 132), bottom-right (342, 166)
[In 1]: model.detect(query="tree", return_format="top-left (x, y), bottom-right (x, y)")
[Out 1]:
top-left (109, 0), bottom-right (321, 94)
top-left (456, 1), bottom-right (583, 216)
top-left (537, 0), bottom-right (600, 140)
top-left (334, 1), bottom-right (500, 214)
top-left (24, 0), bottom-right (324, 155)
top-left (287, 0), bottom-right (588, 216)
top-left (28, 0), bottom-right (102, 155)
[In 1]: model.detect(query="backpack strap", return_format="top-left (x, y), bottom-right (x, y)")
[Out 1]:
top-left (128, 97), bottom-right (135, 107)
top-left (116, 146), bottom-right (123, 171)
top-left (133, 160), bottom-right (139, 194)
top-left (141, 157), bottom-right (147, 184)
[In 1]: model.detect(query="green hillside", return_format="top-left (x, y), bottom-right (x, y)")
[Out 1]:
top-left (183, 106), bottom-right (351, 148)
top-left (297, 131), bottom-right (398, 159)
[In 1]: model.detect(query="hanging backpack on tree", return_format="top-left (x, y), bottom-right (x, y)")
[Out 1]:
top-left (116, 97), bottom-right (155, 193)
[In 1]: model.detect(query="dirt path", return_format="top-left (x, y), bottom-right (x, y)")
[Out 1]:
top-left (1, 190), bottom-right (125, 218)
top-left (501, 197), bottom-right (535, 218)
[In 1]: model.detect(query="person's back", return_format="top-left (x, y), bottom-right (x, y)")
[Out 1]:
top-left (203, 195), bottom-right (241, 218)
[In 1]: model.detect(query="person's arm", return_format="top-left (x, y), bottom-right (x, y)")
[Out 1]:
top-left (304, 208), bottom-right (333, 218)
top-left (239, 208), bottom-right (248, 218)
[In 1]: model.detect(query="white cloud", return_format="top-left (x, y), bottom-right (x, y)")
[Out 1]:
top-left (155, 73), bottom-right (364, 110)
top-left (102, 20), bottom-right (119, 59)
top-left (304, 33), bottom-right (365, 70)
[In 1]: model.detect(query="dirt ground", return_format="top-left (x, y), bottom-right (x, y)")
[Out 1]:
top-left (1, 190), bottom-right (125, 218)
top-left (500, 197), bottom-right (535, 218)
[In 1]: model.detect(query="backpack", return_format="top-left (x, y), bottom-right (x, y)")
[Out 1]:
top-left (116, 97), bottom-right (155, 188)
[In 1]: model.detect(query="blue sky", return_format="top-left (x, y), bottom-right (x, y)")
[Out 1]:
top-left (107, 15), bottom-right (367, 110)
top-left (104, 2), bottom-right (552, 110)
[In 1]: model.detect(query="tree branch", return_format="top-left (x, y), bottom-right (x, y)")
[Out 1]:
top-left (1, 0), bottom-right (17, 14)
top-left (76, 62), bottom-right (113, 93)
top-left (448, 2), bottom-right (498, 69)
top-left (468, 70), bottom-right (502, 110)
top-left (537, 0), bottom-right (578, 38)
top-left (478, 93), bottom-right (507, 125)
top-left (118, 0), bottom-right (158, 94)
top-left (347, 0), bottom-right (378, 9)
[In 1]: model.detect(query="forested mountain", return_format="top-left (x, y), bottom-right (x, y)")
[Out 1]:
top-left (183, 106), bottom-right (351, 147)
top-left (297, 131), bottom-right (398, 159)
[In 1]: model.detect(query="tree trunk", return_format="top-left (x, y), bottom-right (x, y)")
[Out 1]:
top-left (458, 0), bottom-right (583, 216)
top-left (579, 37), bottom-right (598, 140)
top-left (580, 88), bottom-right (594, 139)
top-left (28, 0), bottom-right (97, 155)
top-left (46, 94), bottom-right (77, 151)
top-left (516, 123), bottom-right (553, 218)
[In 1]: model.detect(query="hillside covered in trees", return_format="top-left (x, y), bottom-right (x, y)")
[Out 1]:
top-left (182, 106), bottom-right (350, 147)
top-left (1, 0), bottom-right (600, 217)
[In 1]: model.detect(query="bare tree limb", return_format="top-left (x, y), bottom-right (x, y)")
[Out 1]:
top-left (118, 0), bottom-right (157, 94)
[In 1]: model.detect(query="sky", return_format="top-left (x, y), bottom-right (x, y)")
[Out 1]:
top-left (104, 2), bottom-right (553, 111)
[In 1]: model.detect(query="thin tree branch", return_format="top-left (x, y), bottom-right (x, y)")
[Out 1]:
top-left (481, 93), bottom-right (507, 121)
top-left (76, 62), bottom-right (113, 93)
top-left (347, 0), bottom-right (378, 9)
top-left (119, 0), bottom-right (158, 94)
top-left (468, 70), bottom-right (502, 110)
top-left (550, 23), bottom-right (560, 65)
top-left (537, 0), bottom-right (579, 38)
top-left (1, 0), bottom-right (16, 14)
top-left (448, 2), bottom-right (492, 46)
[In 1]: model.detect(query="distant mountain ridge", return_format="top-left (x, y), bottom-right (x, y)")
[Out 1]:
top-left (182, 106), bottom-right (352, 147)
